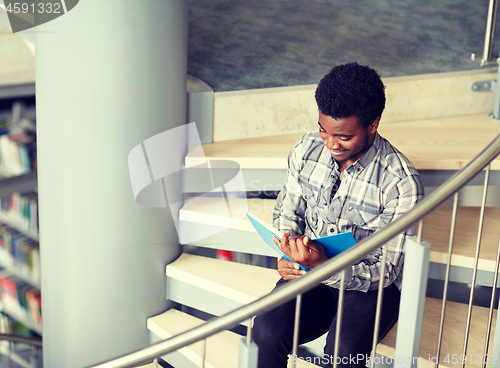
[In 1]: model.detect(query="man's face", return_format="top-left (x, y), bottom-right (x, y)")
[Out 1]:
top-left (318, 112), bottom-right (379, 167)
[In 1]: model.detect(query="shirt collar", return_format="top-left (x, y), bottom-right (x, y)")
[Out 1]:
top-left (332, 132), bottom-right (382, 174)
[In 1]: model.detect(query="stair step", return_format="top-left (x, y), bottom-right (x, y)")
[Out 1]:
top-left (180, 196), bottom-right (273, 233)
top-left (423, 206), bottom-right (500, 272)
top-left (187, 114), bottom-right (500, 171)
top-left (378, 297), bottom-right (497, 368)
top-left (167, 253), bottom-right (279, 305)
top-left (181, 196), bottom-right (500, 273)
top-left (148, 309), bottom-right (320, 368)
top-left (179, 196), bottom-right (277, 255)
top-left (166, 256), bottom-right (498, 367)
top-left (179, 196), bottom-right (276, 257)
top-left (148, 309), bottom-right (239, 368)
top-left (151, 297), bottom-right (495, 368)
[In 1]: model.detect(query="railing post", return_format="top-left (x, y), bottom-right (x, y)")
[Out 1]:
top-left (239, 318), bottom-right (258, 368)
top-left (333, 269), bottom-right (346, 368)
top-left (488, 293), bottom-right (500, 367)
top-left (482, 0), bottom-right (499, 65)
top-left (394, 236), bottom-right (430, 368)
top-left (238, 338), bottom-right (258, 368)
top-left (487, 235), bottom-right (500, 367)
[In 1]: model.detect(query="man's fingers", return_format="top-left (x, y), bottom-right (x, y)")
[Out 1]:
top-left (283, 260), bottom-right (300, 270)
top-left (304, 236), bottom-right (314, 252)
top-left (289, 236), bottom-right (299, 256)
top-left (288, 266), bottom-right (306, 275)
top-left (275, 232), bottom-right (291, 255)
top-left (282, 231), bottom-right (290, 248)
top-left (278, 258), bottom-right (298, 270)
top-left (277, 259), bottom-right (307, 279)
top-left (287, 268), bottom-right (307, 279)
top-left (291, 236), bottom-right (312, 263)
top-left (273, 236), bottom-right (280, 247)
top-left (280, 267), bottom-right (307, 281)
top-left (276, 234), bottom-right (325, 269)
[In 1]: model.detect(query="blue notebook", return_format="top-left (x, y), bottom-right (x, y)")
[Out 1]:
top-left (246, 213), bottom-right (356, 271)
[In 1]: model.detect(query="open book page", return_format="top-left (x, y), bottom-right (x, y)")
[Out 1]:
top-left (245, 213), bottom-right (309, 271)
top-left (246, 213), bottom-right (285, 256)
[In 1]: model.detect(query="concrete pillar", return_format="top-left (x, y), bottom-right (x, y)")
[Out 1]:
top-left (35, 1), bottom-right (187, 366)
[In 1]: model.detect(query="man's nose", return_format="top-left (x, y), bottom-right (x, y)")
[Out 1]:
top-left (324, 136), bottom-right (340, 150)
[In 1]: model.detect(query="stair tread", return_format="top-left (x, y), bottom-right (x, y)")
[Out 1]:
top-left (423, 206), bottom-right (500, 272)
top-left (148, 309), bottom-right (320, 368)
top-left (180, 196), bottom-right (274, 232)
top-left (150, 300), bottom-right (495, 368)
top-left (181, 197), bottom-right (500, 272)
top-left (379, 297), bottom-right (497, 368)
top-left (148, 309), bottom-right (239, 368)
top-left (167, 253), bottom-right (279, 305)
top-left (186, 114), bottom-right (500, 171)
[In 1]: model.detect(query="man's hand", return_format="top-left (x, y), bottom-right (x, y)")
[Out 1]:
top-left (278, 258), bottom-right (307, 280)
top-left (273, 232), bottom-right (328, 270)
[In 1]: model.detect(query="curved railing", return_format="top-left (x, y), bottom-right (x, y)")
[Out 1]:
top-left (88, 133), bottom-right (500, 368)
top-left (0, 334), bottom-right (42, 347)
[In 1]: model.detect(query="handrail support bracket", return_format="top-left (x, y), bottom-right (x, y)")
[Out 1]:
top-left (471, 60), bottom-right (500, 121)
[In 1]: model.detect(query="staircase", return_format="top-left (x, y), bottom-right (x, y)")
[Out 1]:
top-left (145, 70), bottom-right (500, 368)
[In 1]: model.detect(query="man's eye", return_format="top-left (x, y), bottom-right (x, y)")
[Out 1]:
top-left (339, 137), bottom-right (351, 141)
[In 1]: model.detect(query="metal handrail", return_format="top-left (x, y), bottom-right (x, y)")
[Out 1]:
top-left (0, 333), bottom-right (42, 347)
top-left (88, 133), bottom-right (500, 368)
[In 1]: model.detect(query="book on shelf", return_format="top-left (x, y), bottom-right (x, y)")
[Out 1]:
top-left (0, 100), bottom-right (36, 178)
top-left (0, 277), bottom-right (19, 314)
top-left (0, 135), bottom-right (29, 178)
top-left (0, 277), bottom-right (41, 331)
top-left (25, 288), bottom-right (41, 326)
top-left (0, 227), bottom-right (40, 284)
top-left (0, 116), bottom-right (8, 137)
top-left (0, 192), bottom-right (38, 236)
top-left (246, 213), bottom-right (357, 271)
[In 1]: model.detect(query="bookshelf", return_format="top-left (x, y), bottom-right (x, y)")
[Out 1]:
top-left (0, 90), bottom-right (39, 368)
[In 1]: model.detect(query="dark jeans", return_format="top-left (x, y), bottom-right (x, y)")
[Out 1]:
top-left (252, 279), bottom-right (401, 368)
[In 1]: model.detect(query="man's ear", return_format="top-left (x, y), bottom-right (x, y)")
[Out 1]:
top-left (369, 117), bottom-right (380, 134)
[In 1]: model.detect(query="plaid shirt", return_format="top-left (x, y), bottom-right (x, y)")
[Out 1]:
top-left (273, 131), bottom-right (424, 292)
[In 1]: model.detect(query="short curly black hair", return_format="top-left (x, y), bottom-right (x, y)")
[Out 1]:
top-left (315, 63), bottom-right (386, 128)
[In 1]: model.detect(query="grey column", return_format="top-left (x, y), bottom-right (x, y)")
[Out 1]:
top-left (35, 1), bottom-right (187, 367)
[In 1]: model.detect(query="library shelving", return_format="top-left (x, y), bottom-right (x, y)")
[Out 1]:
top-left (0, 87), bottom-right (39, 368)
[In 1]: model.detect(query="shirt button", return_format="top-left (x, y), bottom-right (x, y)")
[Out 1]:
top-left (329, 228), bottom-right (334, 233)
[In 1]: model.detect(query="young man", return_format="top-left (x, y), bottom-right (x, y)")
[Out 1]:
top-left (252, 63), bottom-right (425, 367)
